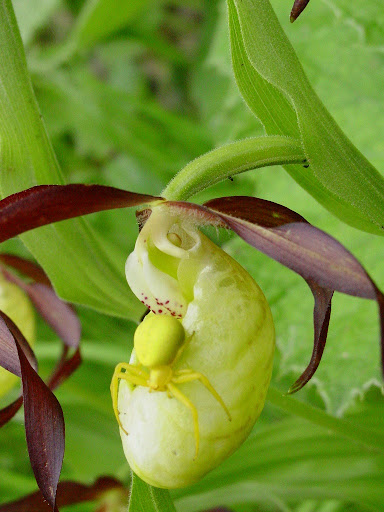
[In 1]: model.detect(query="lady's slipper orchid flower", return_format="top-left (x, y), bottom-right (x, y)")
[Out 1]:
top-left (0, 183), bottom-right (383, 499)
top-left (117, 205), bottom-right (275, 487)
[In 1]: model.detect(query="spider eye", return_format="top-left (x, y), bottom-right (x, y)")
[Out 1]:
top-left (134, 314), bottom-right (185, 367)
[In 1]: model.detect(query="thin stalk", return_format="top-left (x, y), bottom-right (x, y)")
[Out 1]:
top-left (162, 136), bottom-right (306, 201)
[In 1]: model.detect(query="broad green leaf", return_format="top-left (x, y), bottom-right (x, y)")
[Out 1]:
top-left (128, 473), bottom-right (177, 512)
top-left (0, 0), bottom-right (143, 319)
top-left (229, 0), bottom-right (384, 235)
top-left (174, 386), bottom-right (384, 510)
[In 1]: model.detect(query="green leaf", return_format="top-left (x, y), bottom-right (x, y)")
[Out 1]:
top-left (0, 0), bottom-right (144, 319)
top-left (128, 473), bottom-right (177, 512)
top-left (174, 388), bottom-right (384, 510)
top-left (229, 0), bottom-right (384, 236)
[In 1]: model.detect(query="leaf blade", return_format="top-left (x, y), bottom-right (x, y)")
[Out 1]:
top-left (0, 2), bottom-right (151, 319)
top-left (229, 0), bottom-right (384, 235)
top-left (128, 473), bottom-right (177, 512)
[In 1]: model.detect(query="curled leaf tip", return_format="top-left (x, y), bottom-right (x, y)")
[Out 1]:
top-left (290, 0), bottom-right (311, 22)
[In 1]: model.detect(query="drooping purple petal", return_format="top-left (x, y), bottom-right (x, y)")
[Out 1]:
top-left (201, 196), bottom-right (384, 387)
top-left (204, 197), bottom-right (376, 299)
top-left (24, 283), bottom-right (81, 348)
top-left (19, 344), bottom-right (64, 512)
top-left (0, 184), bottom-right (163, 243)
top-left (0, 313), bottom-right (64, 510)
top-left (1, 260), bottom-right (81, 348)
top-left (0, 396), bottom-right (23, 428)
top-left (0, 476), bottom-right (127, 512)
top-left (0, 345), bottom-right (80, 437)
top-left (0, 253), bottom-right (51, 285)
top-left (290, 0), bottom-right (311, 22)
top-left (289, 281), bottom-right (333, 393)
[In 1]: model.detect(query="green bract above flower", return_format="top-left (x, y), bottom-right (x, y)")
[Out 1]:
top-left (117, 206), bottom-right (275, 487)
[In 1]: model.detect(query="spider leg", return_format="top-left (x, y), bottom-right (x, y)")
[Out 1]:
top-left (167, 382), bottom-right (200, 459)
top-left (173, 370), bottom-right (231, 421)
top-left (172, 331), bottom-right (195, 365)
top-left (110, 363), bottom-right (149, 434)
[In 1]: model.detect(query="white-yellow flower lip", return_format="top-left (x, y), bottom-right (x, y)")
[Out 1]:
top-left (119, 209), bottom-right (275, 488)
top-left (125, 207), bottom-right (201, 318)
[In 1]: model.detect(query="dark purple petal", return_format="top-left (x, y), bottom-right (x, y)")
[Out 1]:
top-left (203, 196), bottom-right (384, 386)
top-left (289, 281), bottom-right (333, 393)
top-left (0, 396), bottom-right (23, 427)
top-left (19, 344), bottom-right (64, 512)
top-left (205, 195), bottom-right (307, 227)
top-left (290, 0), bottom-right (311, 22)
top-left (24, 284), bottom-right (81, 348)
top-left (0, 476), bottom-right (126, 511)
top-left (1, 264), bottom-right (81, 349)
top-left (0, 312), bottom-right (64, 510)
top-left (0, 342), bottom-right (80, 458)
top-left (0, 254), bottom-right (51, 285)
top-left (0, 184), bottom-right (163, 243)
top-left (203, 197), bottom-right (377, 299)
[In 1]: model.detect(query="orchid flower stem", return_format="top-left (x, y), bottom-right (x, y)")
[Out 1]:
top-left (162, 136), bottom-right (305, 201)
top-left (267, 386), bottom-right (384, 454)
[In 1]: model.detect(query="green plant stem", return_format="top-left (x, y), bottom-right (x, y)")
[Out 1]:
top-left (267, 386), bottom-right (384, 453)
top-left (162, 136), bottom-right (305, 201)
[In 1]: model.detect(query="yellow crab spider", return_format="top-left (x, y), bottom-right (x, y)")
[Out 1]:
top-left (111, 313), bottom-right (231, 458)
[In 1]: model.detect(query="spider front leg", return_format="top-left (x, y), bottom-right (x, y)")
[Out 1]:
top-left (111, 362), bottom-right (149, 434)
top-left (167, 382), bottom-right (200, 459)
top-left (173, 369), bottom-right (231, 421)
